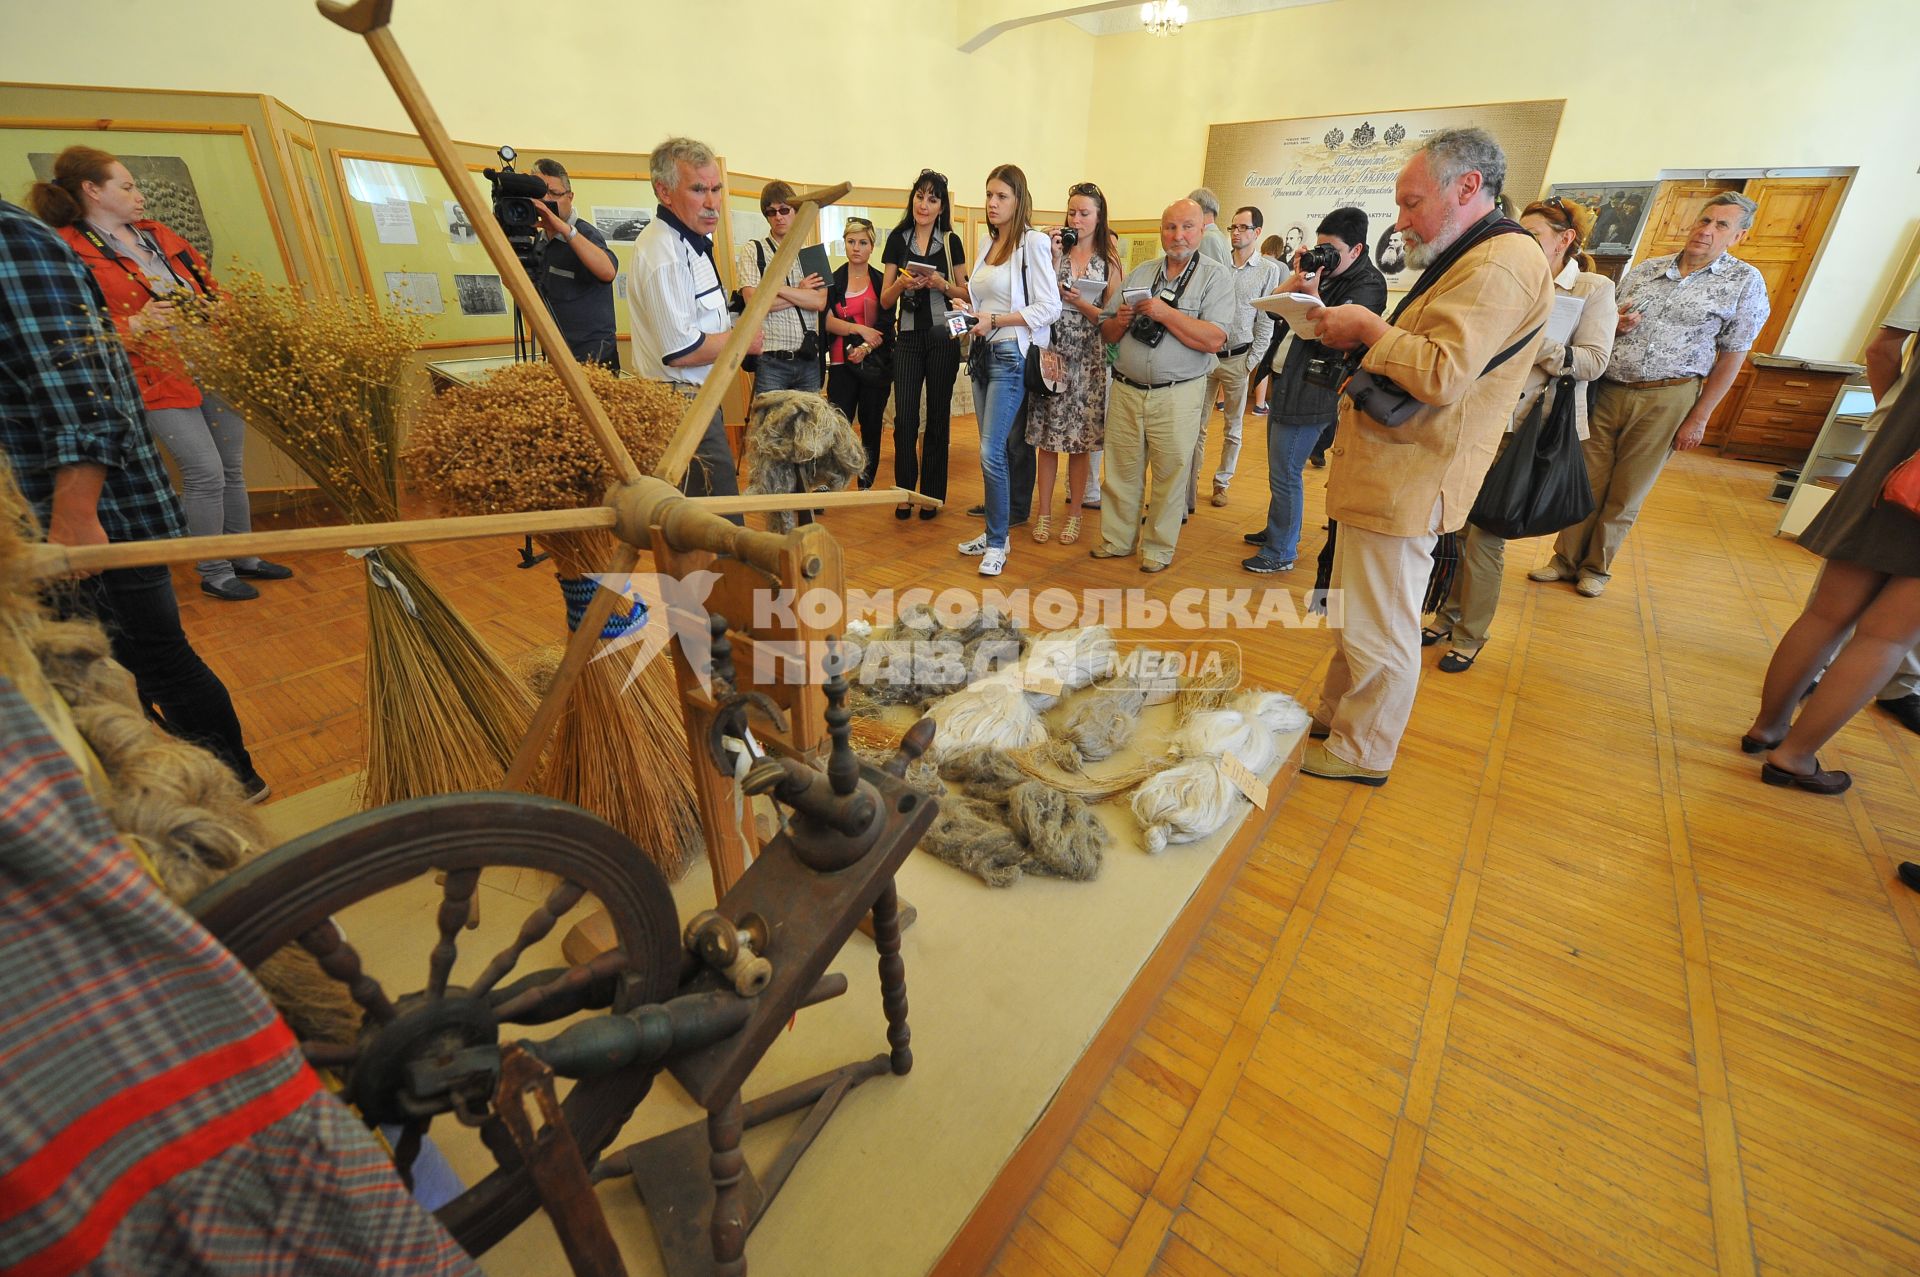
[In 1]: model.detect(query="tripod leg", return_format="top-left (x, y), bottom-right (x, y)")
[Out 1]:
top-left (708, 1091), bottom-right (748, 1276)
top-left (871, 881), bottom-right (912, 1076)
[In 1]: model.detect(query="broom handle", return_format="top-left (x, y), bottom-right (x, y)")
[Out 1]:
top-left (502, 540), bottom-right (641, 792)
top-left (317, 0), bottom-right (642, 487)
top-left (25, 488), bottom-right (938, 581)
top-left (652, 183), bottom-right (850, 489)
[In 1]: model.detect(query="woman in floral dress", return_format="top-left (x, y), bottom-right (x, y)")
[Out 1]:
top-left (1027, 182), bottom-right (1120, 546)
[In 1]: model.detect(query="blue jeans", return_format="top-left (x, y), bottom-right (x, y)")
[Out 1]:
top-left (751, 351), bottom-right (823, 395)
top-left (971, 340), bottom-right (1027, 549)
top-left (1261, 419), bottom-right (1328, 562)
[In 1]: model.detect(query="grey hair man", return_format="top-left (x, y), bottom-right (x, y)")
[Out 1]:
top-left (1189, 186), bottom-right (1231, 264)
top-left (1301, 126), bottom-right (1553, 785)
top-left (528, 157), bottom-right (620, 370)
top-left (1538, 190), bottom-right (1769, 595)
top-left (626, 136), bottom-right (756, 512)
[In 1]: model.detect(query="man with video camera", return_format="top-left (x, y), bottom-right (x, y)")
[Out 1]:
top-left (529, 159), bottom-right (621, 370)
top-left (1300, 129), bottom-right (1551, 787)
top-left (1090, 198), bottom-right (1235, 573)
top-left (1241, 206), bottom-right (1384, 575)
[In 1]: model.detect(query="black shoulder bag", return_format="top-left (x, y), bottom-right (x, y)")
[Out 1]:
top-left (1467, 349), bottom-right (1596, 539)
top-left (1343, 212), bottom-right (1542, 427)
top-left (1017, 236), bottom-right (1064, 397)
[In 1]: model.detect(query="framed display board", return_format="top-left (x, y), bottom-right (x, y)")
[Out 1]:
top-left (287, 133), bottom-right (351, 297)
top-left (0, 122), bottom-right (295, 288)
top-left (334, 151), bottom-right (655, 348)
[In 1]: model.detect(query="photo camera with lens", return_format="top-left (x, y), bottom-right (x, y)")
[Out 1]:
top-left (482, 145), bottom-right (553, 268)
top-left (1295, 242), bottom-right (1343, 279)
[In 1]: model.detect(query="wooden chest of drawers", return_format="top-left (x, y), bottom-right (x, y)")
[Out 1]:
top-left (1719, 360), bottom-right (1854, 465)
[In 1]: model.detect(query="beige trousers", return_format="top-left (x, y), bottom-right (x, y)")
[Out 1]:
top-left (1314, 500), bottom-right (1442, 772)
top-left (1099, 376), bottom-right (1207, 567)
top-left (1548, 379), bottom-right (1698, 583)
top-left (1434, 436), bottom-right (1512, 653)
top-left (1190, 353), bottom-right (1251, 508)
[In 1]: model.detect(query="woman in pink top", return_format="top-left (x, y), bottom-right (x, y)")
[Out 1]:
top-left (824, 216), bottom-right (895, 488)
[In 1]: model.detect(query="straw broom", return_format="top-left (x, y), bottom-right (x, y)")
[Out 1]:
top-left (145, 275), bottom-right (532, 807)
top-left (406, 363), bottom-right (704, 880)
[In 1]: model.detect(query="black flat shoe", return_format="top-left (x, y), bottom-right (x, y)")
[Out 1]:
top-left (1243, 530), bottom-right (1267, 546)
top-left (1739, 732), bottom-right (1784, 755)
top-left (1760, 758), bottom-right (1851, 794)
top-left (896, 504), bottom-right (913, 519)
top-left (233, 559), bottom-right (293, 580)
top-left (1437, 648), bottom-right (1480, 673)
top-left (1420, 625), bottom-right (1451, 648)
top-left (201, 576), bottom-right (259, 601)
top-left (917, 507), bottom-right (938, 521)
top-left (1898, 862), bottom-right (1920, 893)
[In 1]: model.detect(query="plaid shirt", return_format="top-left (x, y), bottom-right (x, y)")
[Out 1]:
top-left (0, 673), bottom-right (478, 1275)
top-left (0, 199), bottom-right (186, 543)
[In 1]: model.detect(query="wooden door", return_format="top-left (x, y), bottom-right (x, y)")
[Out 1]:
top-left (1632, 179), bottom-right (1743, 266)
top-left (1737, 177), bottom-right (1847, 356)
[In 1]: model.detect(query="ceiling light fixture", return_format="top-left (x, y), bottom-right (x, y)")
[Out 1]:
top-left (1140, 0), bottom-right (1188, 36)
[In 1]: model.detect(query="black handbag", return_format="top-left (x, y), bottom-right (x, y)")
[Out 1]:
top-left (1017, 241), bottom-right (1064, 397)
top-left (1467, 358), bottom-right (1595, 540)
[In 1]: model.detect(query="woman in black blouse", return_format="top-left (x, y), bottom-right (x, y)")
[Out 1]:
top-left (880, 169), bottom-right (968, 519)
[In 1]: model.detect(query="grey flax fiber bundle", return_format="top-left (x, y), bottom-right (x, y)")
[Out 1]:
top-left (740, 391), bottom-right (867, 533)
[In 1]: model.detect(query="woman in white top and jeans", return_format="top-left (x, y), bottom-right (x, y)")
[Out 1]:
top-left (957, 164), bottom-right (1060, 577)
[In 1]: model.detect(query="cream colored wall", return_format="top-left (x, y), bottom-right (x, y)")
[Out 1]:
top-left (0, 0), bottom-right (1095, 207)
top-left (8, 0), bottom-right (1915, 357)
top-left (1083, 0), bottom-right (1920, 361)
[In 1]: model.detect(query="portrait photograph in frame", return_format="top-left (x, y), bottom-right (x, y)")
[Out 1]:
top-left (1547, 181), bottom-right (1657, 256)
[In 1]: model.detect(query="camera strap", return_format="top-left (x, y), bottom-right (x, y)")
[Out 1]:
top-left (78, 221), bottom-right (208, 302)
top-left (1382, 210), bottom-right (1539, 382)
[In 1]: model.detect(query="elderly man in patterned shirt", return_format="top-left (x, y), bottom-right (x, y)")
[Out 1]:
top-left (1537, 192), bottom-right (1770, 596)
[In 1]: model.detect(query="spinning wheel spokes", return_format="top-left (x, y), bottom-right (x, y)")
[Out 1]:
top-left (188, 793), bottom-right (682, 1255)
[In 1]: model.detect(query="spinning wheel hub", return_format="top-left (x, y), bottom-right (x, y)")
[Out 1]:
top-left (348, 990), bottom-right (499, 1126)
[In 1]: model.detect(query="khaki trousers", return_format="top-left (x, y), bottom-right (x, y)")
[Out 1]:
top-left (1190, 354), bottom-right (1251, 509)
top-left (1099, 376), bottom-right (1207, 567)
top-left (1548, 379), bottom-right (1698, 583)
top-left (1434, 437), bottom-right (1512, 653)
top-left (1314, 501), bottom-right (1442, 772)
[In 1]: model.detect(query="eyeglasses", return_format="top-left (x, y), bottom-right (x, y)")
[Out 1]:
top-left (917, 169), bottom-right (948, 187)
top-left (764, 204), bottom-right (794, 217)
top-left (1068, 182), bottom-right (1103, 199)
top-left (1229, 222), bottom-right (1256, 232)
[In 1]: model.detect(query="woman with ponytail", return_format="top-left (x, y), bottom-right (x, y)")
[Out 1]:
top-left (28, 146), bottom-right (291, 600)
top-left (1426, 195), bottom-right (1615, 672)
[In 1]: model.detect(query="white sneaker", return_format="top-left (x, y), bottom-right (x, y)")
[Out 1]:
top-left (957, 534), bottom-right (988, 557)
top-left (979, 547), bottom-right (1008, 576)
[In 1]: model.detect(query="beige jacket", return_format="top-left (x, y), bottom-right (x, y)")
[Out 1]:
top-left (1510, 262), bottom-right (1615, 441)
top-left (1327, 231), bottom-right (1554, 536)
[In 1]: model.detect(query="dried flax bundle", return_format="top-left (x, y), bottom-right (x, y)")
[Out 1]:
top-left (145, 275), bottom-right (531, 808)
top-left (405, 363), bottom-right (703, 879)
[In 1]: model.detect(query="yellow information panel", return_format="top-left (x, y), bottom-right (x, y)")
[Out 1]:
top-left (0, 125), bottom-right (291, 288)
top-left (336, 153), bottom-right (654, 346)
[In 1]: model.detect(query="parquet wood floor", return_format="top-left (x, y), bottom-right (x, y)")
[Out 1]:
top-left (181, 410), bottom-right (1919, 1276)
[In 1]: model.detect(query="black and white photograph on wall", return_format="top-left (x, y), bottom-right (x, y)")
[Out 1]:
top-left (1547, 181), bottom-right (1656, 255)
top-left (31, 152), bottom-right (214, 260)
top-left (592, 206), bottom-right (651, 241)
top-left (444, 199), bottom-right (477, 246)
top-left (453, 273), bottom-right (506, 316)
top-left (1375, 227), bottom-right (1407, 279)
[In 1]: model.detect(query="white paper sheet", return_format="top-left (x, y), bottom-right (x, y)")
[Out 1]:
top-left (383, 270), bottom-right (443, 315)
top-left (372, 200), bottom-right (417, 245)
top-left (1547, 293), bottom-right (1586, 345)
top-left (1250, 292), bottom-right (1326, 339)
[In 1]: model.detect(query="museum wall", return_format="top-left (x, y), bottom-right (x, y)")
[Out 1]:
top-left (5, 0), bottom-right (1918, 358)
top-left (1083, 0), bottom-right (1920, 362)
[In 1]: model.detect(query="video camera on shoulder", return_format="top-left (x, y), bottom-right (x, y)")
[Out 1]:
top-left (482, 145), bottom-right (551, 268)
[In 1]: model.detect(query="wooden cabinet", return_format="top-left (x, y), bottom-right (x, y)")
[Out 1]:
top-left (1718, 356), bottom-right (1861, 464)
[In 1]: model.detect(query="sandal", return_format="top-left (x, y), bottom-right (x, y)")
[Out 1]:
top-left (1032, 515), bottom-right (1052, 544)
top-left (1437, 648), bottom-right (1480, 674)
top-left (1058, 515), bottom-right (1081, 545)
top-left (1760, 757), bottom-right (1852, 795)
top-left (1420, 625), bottom-right (1451, 648)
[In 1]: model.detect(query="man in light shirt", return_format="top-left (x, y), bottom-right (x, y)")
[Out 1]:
top-left (1190, 204), bottom-right (1281, 511)
top-left (626, 136), bottom-right (755, 510)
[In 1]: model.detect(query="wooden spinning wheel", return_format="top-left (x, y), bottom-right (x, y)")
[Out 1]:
top-left (190, 793), bottom-right (682, 1254)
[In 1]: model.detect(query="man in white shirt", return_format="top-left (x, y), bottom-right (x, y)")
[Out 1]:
top-left (1190, 204), bottom-right (1281, 512)
top-left (627, 136), bottom-right (757, 508)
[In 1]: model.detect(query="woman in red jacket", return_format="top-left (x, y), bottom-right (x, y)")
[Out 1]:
top-left (28, 146), bottom-right (291, 600)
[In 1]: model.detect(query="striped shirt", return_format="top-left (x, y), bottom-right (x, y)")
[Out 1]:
top-left (0, 199), bottom-right (186, 544)
top-left (627, 205), bottom-right (732, 385)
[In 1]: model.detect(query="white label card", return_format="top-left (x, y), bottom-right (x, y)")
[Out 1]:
top-left (1220, 752), bottom-right (1267, 809)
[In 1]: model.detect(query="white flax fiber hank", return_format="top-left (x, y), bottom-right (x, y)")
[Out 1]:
top-left (1134, 691), bottom-right (1299, 854)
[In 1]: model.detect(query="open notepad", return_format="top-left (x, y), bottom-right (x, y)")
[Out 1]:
top-left (1250, 292), bottom-right (1327, 338)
